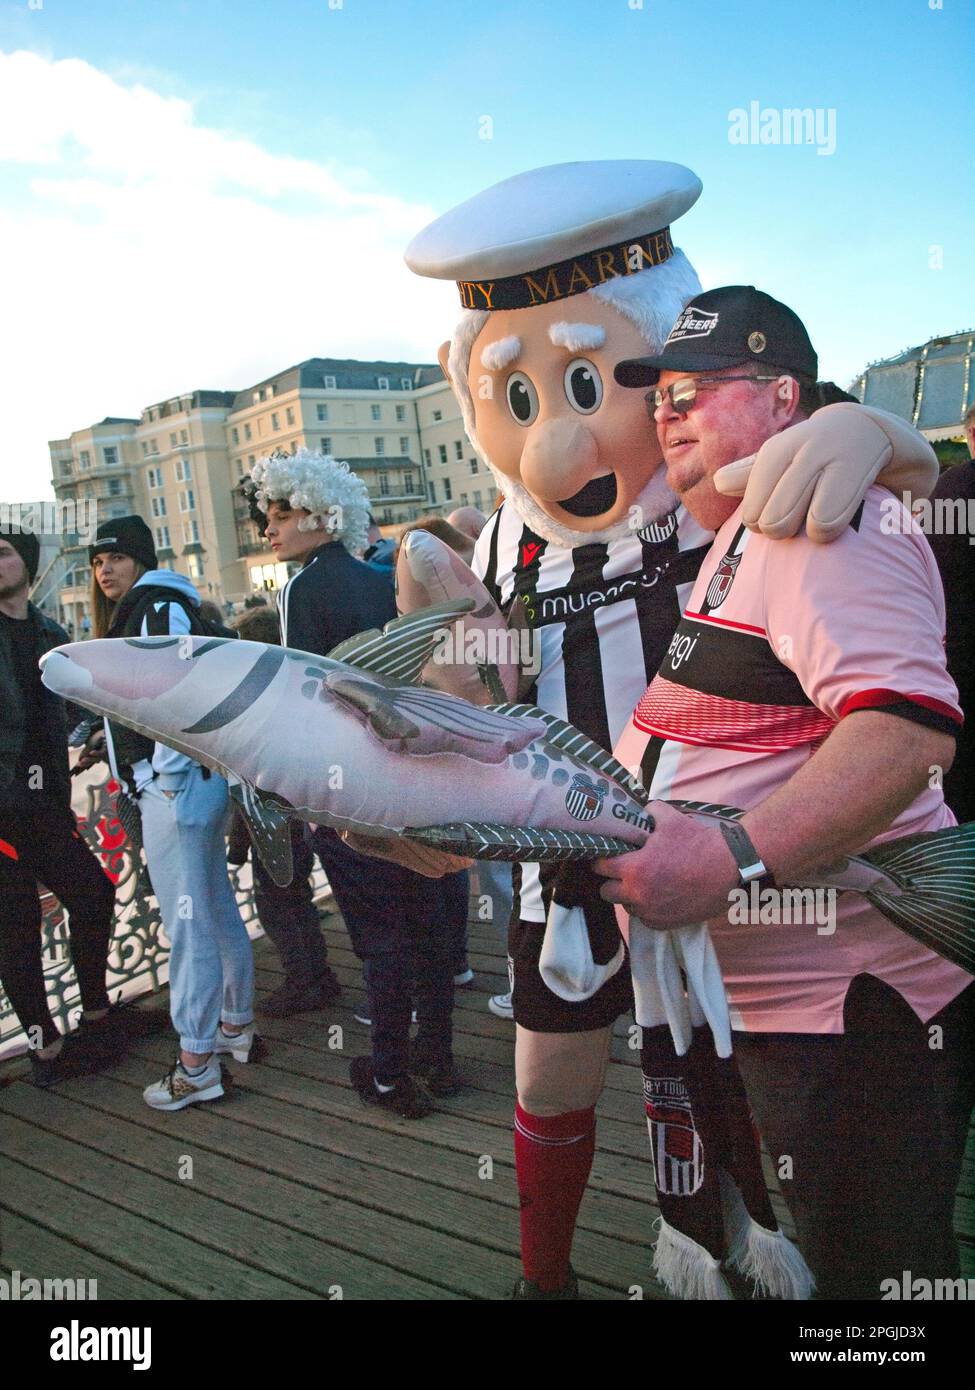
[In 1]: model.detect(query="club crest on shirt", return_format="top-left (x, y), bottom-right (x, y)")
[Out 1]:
top-left (564, 772), bottom-right (606, 822)
top-left (704, 549), bottom-right (742, 611)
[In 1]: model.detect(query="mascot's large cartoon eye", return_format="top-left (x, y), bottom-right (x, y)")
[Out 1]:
top-left (563, 359), bottom-right (603, 414)
top-left (506, 372), bottom-right (539, 426)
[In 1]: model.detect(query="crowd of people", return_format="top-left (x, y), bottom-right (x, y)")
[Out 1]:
top-left (1, 287), bottom-right (973, 1299)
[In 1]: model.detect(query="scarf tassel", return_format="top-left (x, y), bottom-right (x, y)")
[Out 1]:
top-left (652, 1219), bottom-right (734, 1301)
top-left (720, 1171), bottom-right (815, 1301)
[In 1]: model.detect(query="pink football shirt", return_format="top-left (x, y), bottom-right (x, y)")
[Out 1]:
top-left (615, 487), bottom-right (971, 1033)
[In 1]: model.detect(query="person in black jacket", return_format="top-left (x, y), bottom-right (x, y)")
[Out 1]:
top-left (0, 527), bottom-right (117, 1087)
top-left (251, 448), bottom-right (463, 1118)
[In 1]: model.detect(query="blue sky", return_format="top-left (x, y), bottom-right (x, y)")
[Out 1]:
top-left (1, 0), bottom-right (972, 499)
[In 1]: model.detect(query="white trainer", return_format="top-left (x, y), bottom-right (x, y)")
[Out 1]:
top-left (143, 1058), bottom-right (224, 1111)
top-left (488, 991), bottom-right (514, 1020)
top-left (212, 1023), bottom-right (257, 1064)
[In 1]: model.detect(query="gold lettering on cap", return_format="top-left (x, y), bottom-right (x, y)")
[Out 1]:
top-left (471, 281), bottom-right (496, 309)
top-left (595, 250), bottom-right (619, 283)
top-left (524, 267), bottom-right (562, 305)
top-left (566, 260), bottom-right (595, 295)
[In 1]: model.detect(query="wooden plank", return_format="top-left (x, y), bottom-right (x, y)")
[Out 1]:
top-left (0, 1108), bottom-right (450, 1300)
top-left (2, 1082), bottom-right (654, 1300)
top-left (0, 1209), bottom-right (179, 1300)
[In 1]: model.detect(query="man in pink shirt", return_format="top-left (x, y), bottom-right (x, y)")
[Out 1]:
top-left (603, 286), bottom-right (973, 1298)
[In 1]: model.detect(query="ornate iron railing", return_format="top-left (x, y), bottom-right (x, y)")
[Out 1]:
top-left (0, 771), bottom-right (294, 1059)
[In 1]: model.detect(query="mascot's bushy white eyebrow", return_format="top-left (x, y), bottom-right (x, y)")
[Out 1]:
top-left (41, 604), bottom-right (975, 976)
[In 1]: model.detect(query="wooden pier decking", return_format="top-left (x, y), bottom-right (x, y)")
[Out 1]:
top-left (1, 907), bottom-right (971, 1301)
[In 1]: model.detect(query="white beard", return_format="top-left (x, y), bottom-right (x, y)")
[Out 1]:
top-left (483, 457), bottom-right (679, 549)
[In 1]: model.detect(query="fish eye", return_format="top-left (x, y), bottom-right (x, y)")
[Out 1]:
top-left (563, 359), bottom-right (603, 414)
top-left (506, 372), bottom-right (539, 426)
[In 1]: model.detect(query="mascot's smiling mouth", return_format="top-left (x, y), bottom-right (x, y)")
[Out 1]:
top-left (558, 473), bottom-right (618, 517)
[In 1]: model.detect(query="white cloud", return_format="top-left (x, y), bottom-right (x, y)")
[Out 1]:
top-left (0, 48), bottom-right (457, 501)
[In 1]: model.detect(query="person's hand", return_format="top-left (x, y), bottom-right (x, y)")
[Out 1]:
top-left (341, 830), bottom-right (474, 878)
top-left (73, 730), bottom-right (107, 773)
top-left (714, 402), bottom-right (939, 542)
top-left (592, 801), bottom-right (737, 928)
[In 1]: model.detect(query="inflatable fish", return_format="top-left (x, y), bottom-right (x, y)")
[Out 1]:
top-left (39, 605), bottom-right (975, 974)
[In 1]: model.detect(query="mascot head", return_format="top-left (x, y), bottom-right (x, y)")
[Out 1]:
top-left (405, 160), bottom-right (702, 548)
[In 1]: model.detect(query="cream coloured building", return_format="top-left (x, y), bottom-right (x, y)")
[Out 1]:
top-left (48, 357), bottom-right (496, 626)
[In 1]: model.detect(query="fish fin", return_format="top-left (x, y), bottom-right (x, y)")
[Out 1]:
top-left (325, 674), bottom-right (420, 743)
top-left (404, 821), bottom-right (633, 863)
top-left (668, 799), bottom-right (746, 823)
top-left (477, 662), bottom-right (508, 703)
top-left (487, 702), bottom-right (649, 804)
top-left (229, 780), bottom-right (294, 887)
top-left (327, 599), bottom-right (475, 684)
top-left (328, 676), bottom-right (543, 758)
top-left (860, 822), bottom-right (975, 974)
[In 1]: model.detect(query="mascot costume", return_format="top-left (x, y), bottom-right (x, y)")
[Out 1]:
top-left (401, 158), bottom-right (942, 1299)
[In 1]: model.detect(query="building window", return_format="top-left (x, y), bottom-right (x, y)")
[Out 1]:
top-left (404, 472), bottom-right (414, 493)
top-left (271, 412), bottom-right (280, 431)
top-left (469, 457), bottom-right (479, 475)
top-left (438, 444), bottom-right (447, 464)
top-left (244, 423), bottom-right (252, 441)
top-left (155, 525), bottom-right (171, 550)
top-left (170, 432), bottom-right (178, 448)
top-left (99, 446), bottom-right (116, 466)
top-left (147, 466), bottom-right (161, 489)
top-left (151, 496), bottom-right (165, 518)
top-left (460, 492), bottom-right (469, 506)
top-left (428, 480), bottom-right (437, 504)
top-left (236, 459), bottom-right (245, 478)
top-left (108, 478), bottom-right (122, 496)
top-left (399, 436), bottom-right (409, 454)
top-left (141, 441), bottom-right (148, 457)
top-left (455, 440), bottom-right (464, 460)
top-left (248, 455), bottom-right (256, 468)
top-left (432, 409), bottom-right (443, 422)
top-left (231, 427), bottom-right (239, 445)
top-left (179, 489), bottom-right (196, 512)
top-left (323, 375), bottom-right (337, 389)
top-left (180, 429), bottom-right (188, 445)
top-left (317, 403), bottom-right (329, 422)
top-left (473, 490), bottom-right (483, 509)
top-left (400, 377), bottom-right (411, 390)
top-left (184, 519), bottom-right (201, 543)
top-left (320, 437), bottom-right (332, 453)
top-left (286, 406), bottom-right (295, 426)
top-left (175, 457), bottom-right (192, 482)
top-left (395, 404), bottom-right (406, 422)
top-left (443, 479), bottom-right (452, 501)
top-left (379, 472), bottom-right (389, 496)
top-left (374, 437), bottom-right (385, 456)
top-left (151, 438), bottom-right (158, 455)
top-left (377, 377), bottom-right (389, 391)
top-left (188, 555), bottom-right (204, 580)
top-left (371, 404), bottom-right (382, 421)
top-left (423, 449), bottom-right (431, 466)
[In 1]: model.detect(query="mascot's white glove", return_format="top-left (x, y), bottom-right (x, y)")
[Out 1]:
top-left (714, 403), bottom-right (939, 543)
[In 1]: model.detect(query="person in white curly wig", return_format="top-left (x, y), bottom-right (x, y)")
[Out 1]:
top-left (251, 447), bottom-right (371, 556)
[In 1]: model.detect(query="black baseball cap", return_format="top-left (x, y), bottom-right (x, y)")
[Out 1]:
top-left (615, 285), bottom-right (818, 387)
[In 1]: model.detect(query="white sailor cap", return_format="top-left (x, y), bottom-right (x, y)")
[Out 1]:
top-left (404, 159), bottom-right (701, 312)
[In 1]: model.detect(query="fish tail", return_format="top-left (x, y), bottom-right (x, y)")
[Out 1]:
top-left (862, 822), bottom-right (975, 975)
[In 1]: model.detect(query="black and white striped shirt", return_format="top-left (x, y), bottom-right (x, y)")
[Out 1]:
top-left (473, 502), bottom-right (713, 920)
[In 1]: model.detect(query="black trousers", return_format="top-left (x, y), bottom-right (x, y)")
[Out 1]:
top-left (311, 827), bottom-right (465, 1083)
top-left (734, 974), bottom-right (975, 1300)
top-left (251, 822), bottom-right (331, 988)
top-left (0, 800), bottom-right (115, 1048)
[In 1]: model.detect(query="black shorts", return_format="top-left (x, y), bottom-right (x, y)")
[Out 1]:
top-left (508, 916), bottom-right (634, 1034)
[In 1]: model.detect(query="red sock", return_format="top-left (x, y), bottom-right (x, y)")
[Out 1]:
top-left (514, 1101), bottom-right (596, 1291)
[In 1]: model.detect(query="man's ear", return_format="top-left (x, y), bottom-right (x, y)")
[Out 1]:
top-left (437, 340), bottom-right (452, 385)
top-left (774, 375), bottom-right (802, 421)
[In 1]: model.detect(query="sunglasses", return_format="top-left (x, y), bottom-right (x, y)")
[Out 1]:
top-left (646, 374), bottom-right (780, 417)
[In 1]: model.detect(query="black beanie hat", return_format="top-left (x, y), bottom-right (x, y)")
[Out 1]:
top-left (88, 515), bottom-right (157, 570)
top-left (1, 528), bottom-right (40, 585)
